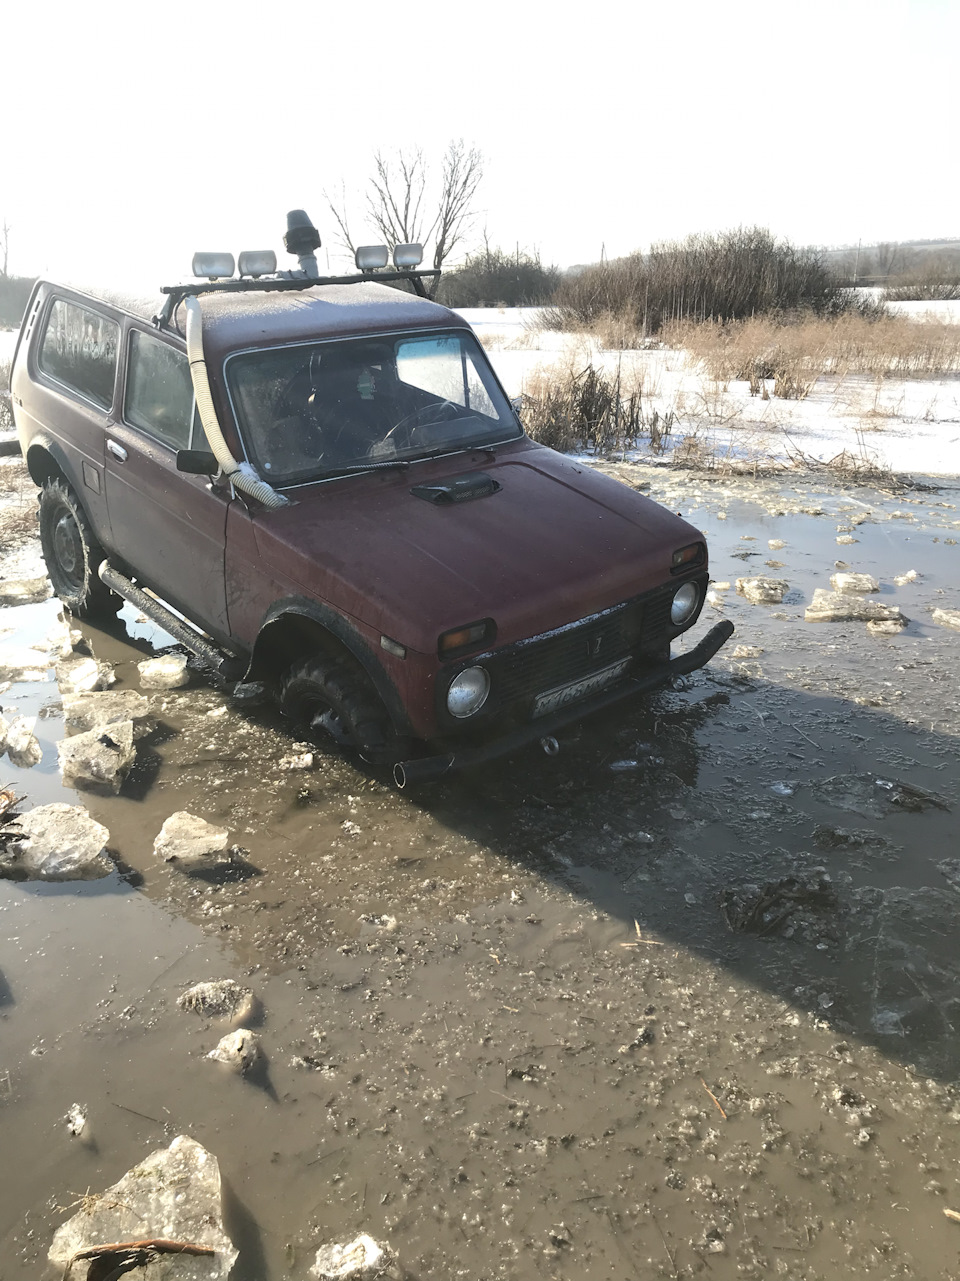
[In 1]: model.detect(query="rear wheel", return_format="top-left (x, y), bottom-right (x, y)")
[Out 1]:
top-left (37, 478), bottom-right (121, 618)
top-left (280, 657), bottom-right (396, 763)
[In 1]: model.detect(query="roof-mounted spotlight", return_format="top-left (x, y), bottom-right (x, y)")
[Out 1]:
top-left (355, 245), bottom-right (390, 272)
top-left (192, 252), bottom-right (236, 280)
top-left (238, 250), bottom-right (277, 279)
top-left (283, 209), bottom-right (321, 279)
top-left (393, 243), bottom-right (423, 269)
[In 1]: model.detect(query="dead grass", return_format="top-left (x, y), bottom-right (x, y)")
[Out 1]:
top-left (669, 313), bottom-right (960, 399)
top-left (520, 362), bottom-right (653, 455)
top-left (784, 426), bottom-right (894, 483)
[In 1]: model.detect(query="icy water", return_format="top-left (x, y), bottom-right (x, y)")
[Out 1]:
top-left (2, 461), bottom-right (960, 1279)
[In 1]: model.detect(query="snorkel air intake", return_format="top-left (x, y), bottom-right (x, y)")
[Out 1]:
top-left (184, 296), bottom-right (287, 509)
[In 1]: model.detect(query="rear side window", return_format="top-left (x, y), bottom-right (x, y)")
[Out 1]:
top-left (124, 330), bottom-right (195, 450)
top-left (38, 299), bottom-right (118, 409)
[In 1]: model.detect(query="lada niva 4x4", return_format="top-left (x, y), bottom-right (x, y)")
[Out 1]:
top-left (9, 212), bottom-right (733, 785)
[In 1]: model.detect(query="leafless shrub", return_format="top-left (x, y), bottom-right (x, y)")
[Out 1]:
top-left (551, 228), bottom-right (848, 335)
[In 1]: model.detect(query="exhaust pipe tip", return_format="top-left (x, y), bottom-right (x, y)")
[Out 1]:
top-left (392, 753), bottom-right (457, 789)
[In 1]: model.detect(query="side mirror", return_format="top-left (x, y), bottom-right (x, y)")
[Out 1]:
top-left (177, 449), bottom-right (219, 475)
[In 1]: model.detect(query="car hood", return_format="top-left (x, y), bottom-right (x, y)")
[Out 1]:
top-left (252, 442), bottom-right (705, 653)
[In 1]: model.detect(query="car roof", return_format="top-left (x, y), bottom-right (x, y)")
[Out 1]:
top-left (31, 279), bottom-right (465, 355)
top-left (195, 281), bottom-right (464, 359)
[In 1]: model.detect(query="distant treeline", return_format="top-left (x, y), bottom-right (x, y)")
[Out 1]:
top-left (820, 240), bottom-right (960, 301)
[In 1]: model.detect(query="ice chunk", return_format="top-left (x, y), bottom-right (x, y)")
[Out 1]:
top-left (47, 1134), bottom-right (237, 1278)
top-left (178, 979), bottom-right (256, 1023)
top-left (1, 803), bottom-right (112, 881)
top-left (62, 690), bottom-right (152, 738)
top-left (58, 721), bottom-right (135, 794)
top-left (829, 572), bottom-right (880, 594)
top-left (736, 577), bottom-right (789, 604)
top-left (207, 1028), bottom-right (261, 1073)
top-left (311, 1234), bottom-right (401, 1280)
top-left (805, 590), bottom-right (904, 624)
top-left (5, 717), bottom-right (41, 768)
top-left (155, 811), bottom-right (232, 874)
top-left (138, 653), bottom-right (190, 688)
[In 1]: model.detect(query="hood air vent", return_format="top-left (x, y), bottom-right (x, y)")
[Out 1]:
top-left (411, 472), bottom-right (501, 505)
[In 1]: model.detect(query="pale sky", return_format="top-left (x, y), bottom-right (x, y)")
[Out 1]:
top-left (3, 0), bottom-right (958, 290)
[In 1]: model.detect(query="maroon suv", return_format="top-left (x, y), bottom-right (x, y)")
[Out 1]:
top-left (9, 213), bottom-right (732, 784)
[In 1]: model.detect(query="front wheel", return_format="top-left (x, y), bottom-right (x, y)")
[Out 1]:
top-left (37, 478), bottom-right (121, 618)
top-left (280, 657), bottom-right (396, 763)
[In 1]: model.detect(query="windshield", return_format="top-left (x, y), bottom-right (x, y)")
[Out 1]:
top-left (226, 330), bottom-right (522, 485)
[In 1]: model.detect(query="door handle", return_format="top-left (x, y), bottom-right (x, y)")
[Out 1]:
top-left (106, 439), bottom-right (128, 463)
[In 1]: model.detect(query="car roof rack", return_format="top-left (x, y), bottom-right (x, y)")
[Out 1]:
top-left (154, 269), bottom-right (441, 330)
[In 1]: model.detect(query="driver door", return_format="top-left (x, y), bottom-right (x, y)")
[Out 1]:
top-left (103, 324), bottom-right (231, 639)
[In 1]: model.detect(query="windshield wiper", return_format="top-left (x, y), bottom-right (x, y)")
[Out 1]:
top-left (319, 459), bottom-right (411, 479)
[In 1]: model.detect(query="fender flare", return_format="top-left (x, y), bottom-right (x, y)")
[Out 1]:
top-left (24, 433), bottom-right (73, 487)
top-left (248, 596), bottom-right (415, 738)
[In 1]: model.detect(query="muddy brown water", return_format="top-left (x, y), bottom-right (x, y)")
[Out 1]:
top-left (2, 461), bottom-right (960, 1279)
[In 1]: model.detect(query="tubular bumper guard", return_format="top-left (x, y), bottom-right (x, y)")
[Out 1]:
top-left (393, 619), bottom-right (735, 787)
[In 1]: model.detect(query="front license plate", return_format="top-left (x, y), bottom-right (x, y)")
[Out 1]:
top-left (532, 658), bottom-right (632, 719)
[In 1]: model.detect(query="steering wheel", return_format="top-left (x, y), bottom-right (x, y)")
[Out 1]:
top-left (380, 399), bottom-right (462, 451)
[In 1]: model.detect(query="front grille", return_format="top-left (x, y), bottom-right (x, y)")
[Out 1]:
top-left (484, 583), bottom-right (683, 718)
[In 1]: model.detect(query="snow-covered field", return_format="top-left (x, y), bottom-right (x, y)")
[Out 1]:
top-left (457, 305), bottom-right (960, 477)
top-left (5, 302), bottom-right (960, 477)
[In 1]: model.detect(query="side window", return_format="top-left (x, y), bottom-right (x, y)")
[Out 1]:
top-left (396, 336), bottom-right (466, 406)
top-left (39, 299), bottom-right (119, 409)
top-left (124, 330), bottom-right (194, 450)
top-left (396, 335), bottom-right (498, 419)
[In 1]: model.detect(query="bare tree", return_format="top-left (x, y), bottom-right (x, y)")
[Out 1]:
top-left (367, 149), bottom-right (430, 249)
top-left (875, 242), bottom-right (904, 281)
top-left (326, 141), bottom-right (483, 296)
top-left (325, 182), bottom-right (357, 257)
top-left (431, 141), bottom-right (483, 274)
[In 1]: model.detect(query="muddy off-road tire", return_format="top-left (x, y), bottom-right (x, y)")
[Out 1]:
top-left (38, 478), bottom-right (121, 618)
top-left (281, 657), bottom-right (396, 763)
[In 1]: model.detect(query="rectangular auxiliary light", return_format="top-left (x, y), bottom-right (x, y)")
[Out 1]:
top-left (393, 243), bottom-right (423, 268)
top-left (237, 250), bottom-right (277, 278)
top-left (192, 252), bottom-right (236, 280)
top-left (355, 245), bottom-right (390, 271)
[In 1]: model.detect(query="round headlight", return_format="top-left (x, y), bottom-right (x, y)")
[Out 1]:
top-left (446, 666), bottom-right (490, 718)
top-left (670, 581), bottom-right (701, 627)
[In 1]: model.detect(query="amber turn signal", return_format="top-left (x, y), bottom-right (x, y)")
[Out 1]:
top-left (438, 619), bottom-right (496, 659)
top-left (671, 542), bottom-right (705, 571)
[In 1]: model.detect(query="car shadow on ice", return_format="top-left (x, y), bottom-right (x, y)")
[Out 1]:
top-left (417, 670), bottom-right (960, 1081)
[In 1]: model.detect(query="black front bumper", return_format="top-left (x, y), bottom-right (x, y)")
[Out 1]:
top-left (393, 619), bottom-right (734, 786)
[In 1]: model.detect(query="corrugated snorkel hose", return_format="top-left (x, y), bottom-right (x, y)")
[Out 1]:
top-left (184, 296), bottom-right (287, 509)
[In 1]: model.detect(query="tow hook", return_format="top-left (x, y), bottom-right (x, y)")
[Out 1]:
top-left (540, 735), bottom-right (560, 756)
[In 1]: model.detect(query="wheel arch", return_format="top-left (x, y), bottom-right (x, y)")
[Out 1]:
top-left (247, 599), bottom-right (415, 738)
top-left (25, 437), bottom-right (71, 488)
